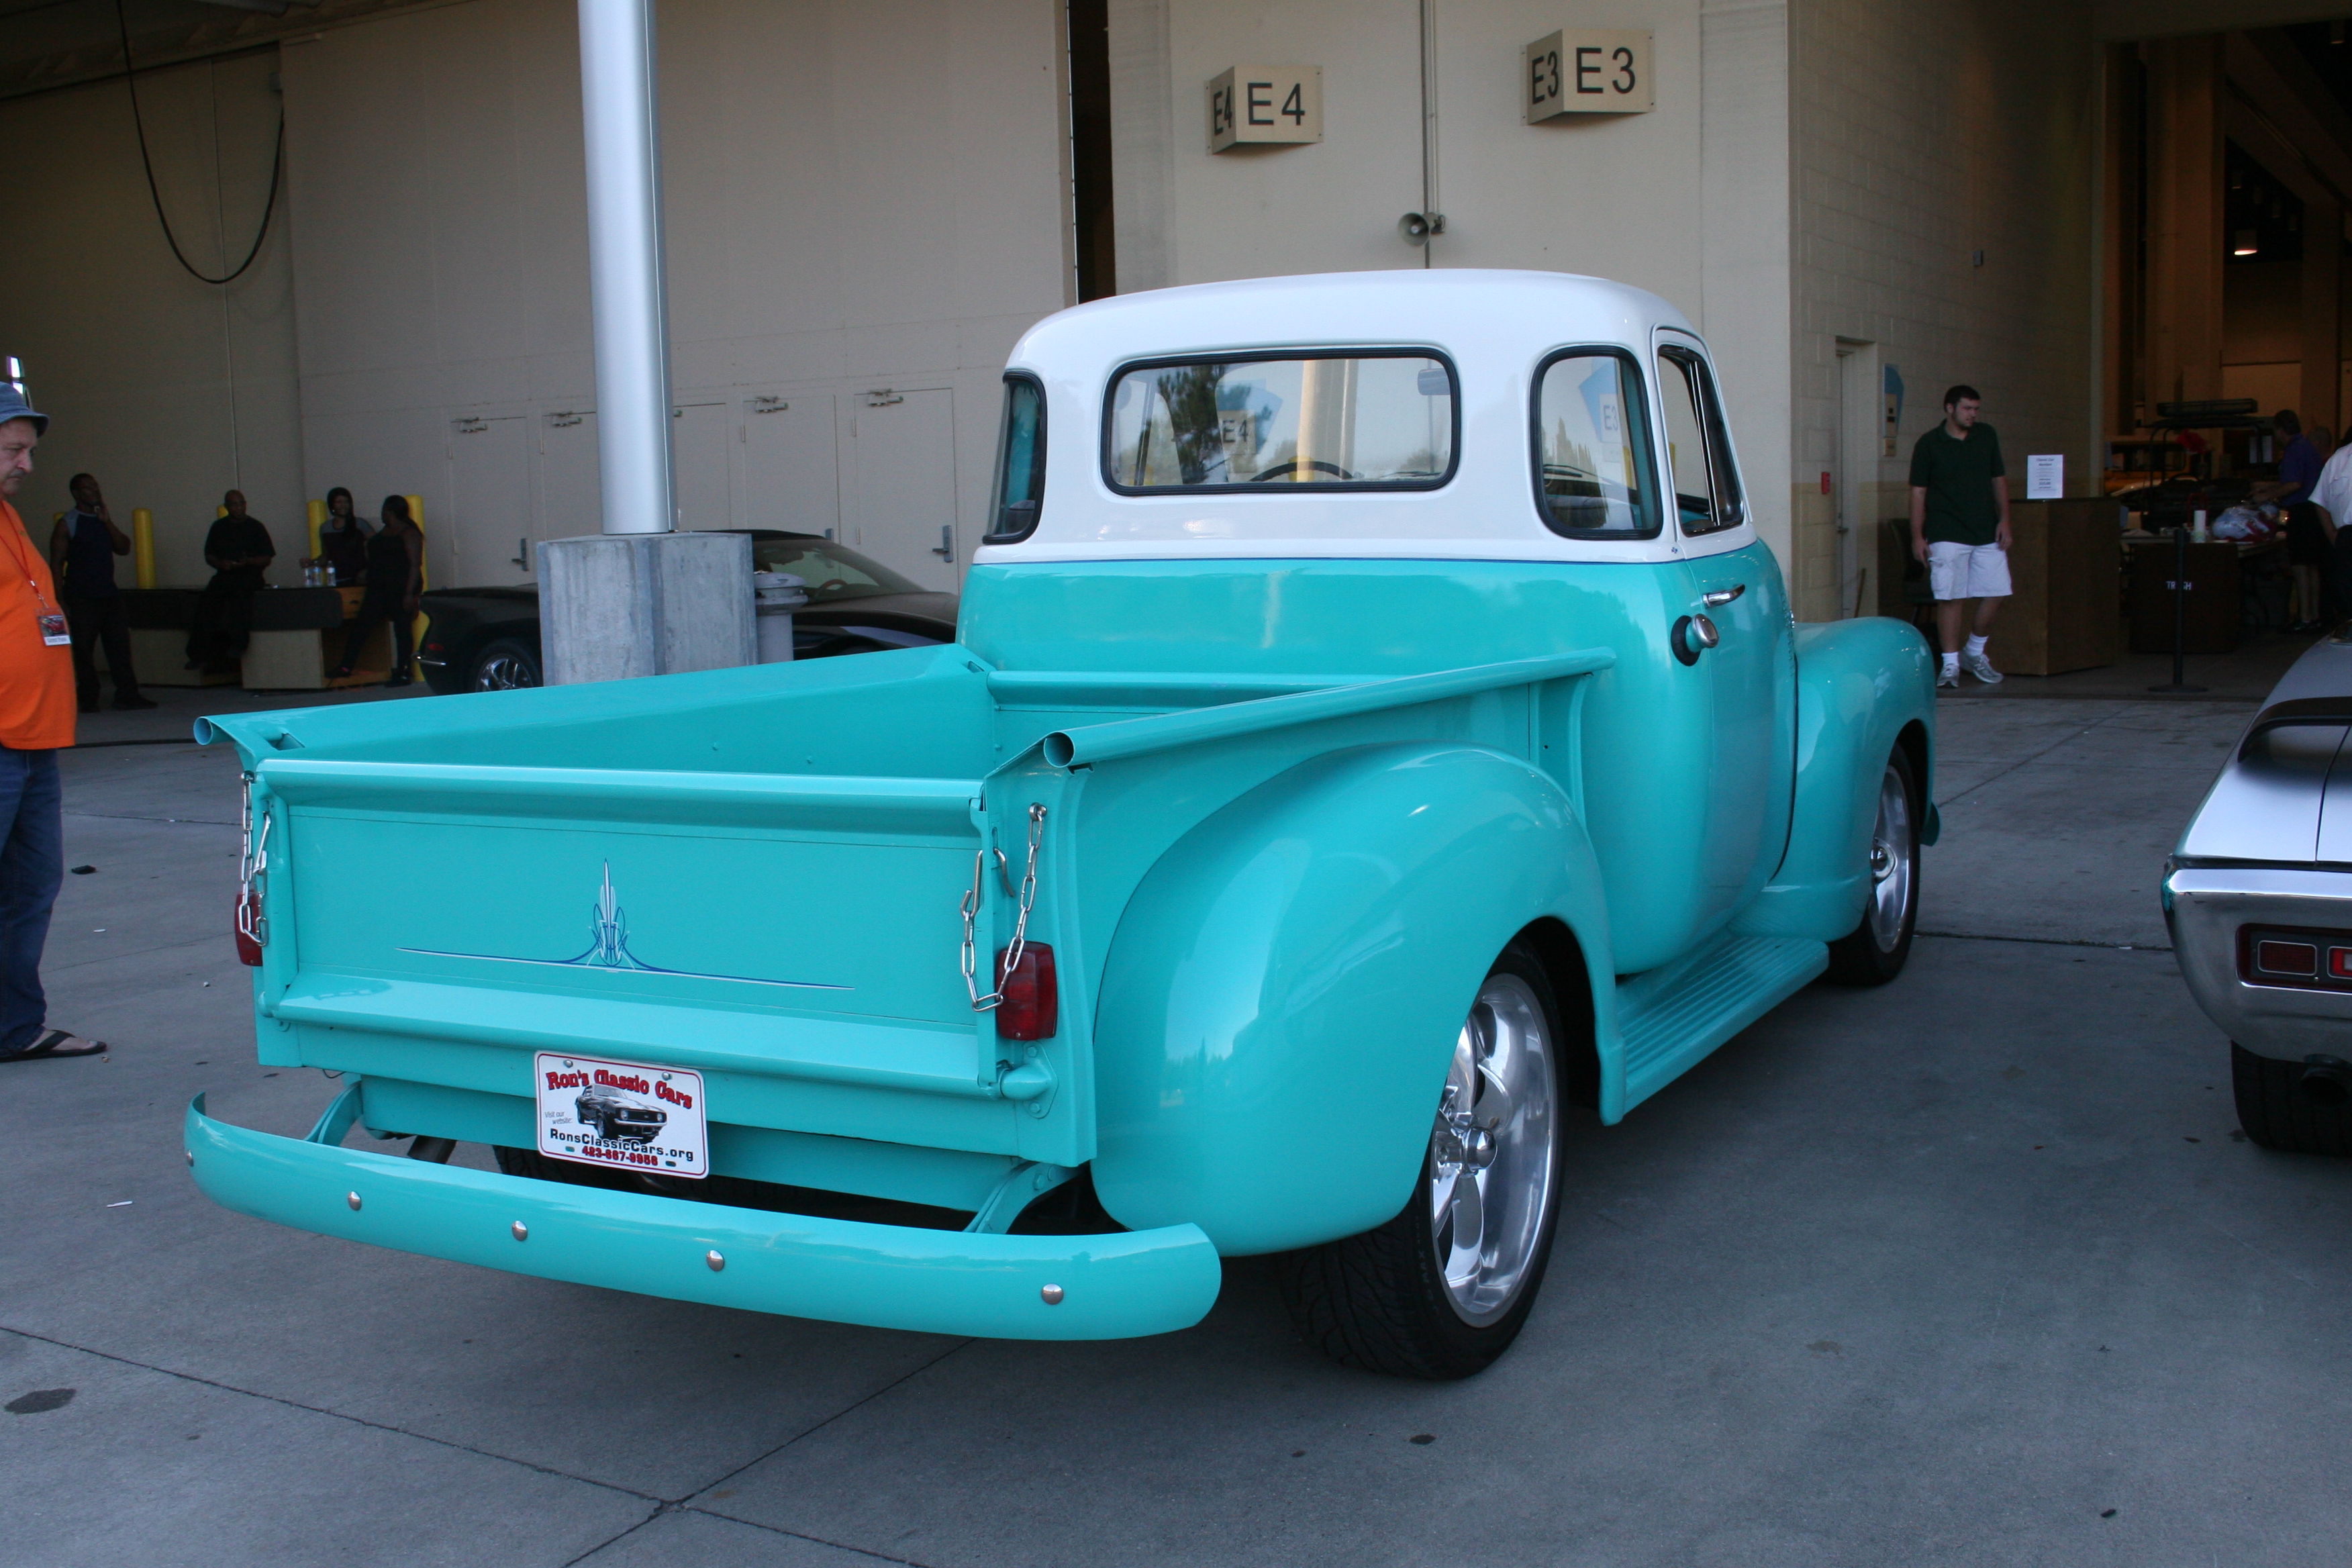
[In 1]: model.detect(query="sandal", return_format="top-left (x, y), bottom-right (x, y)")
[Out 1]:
top-left (0, 1028), bottom-right (106, 1063)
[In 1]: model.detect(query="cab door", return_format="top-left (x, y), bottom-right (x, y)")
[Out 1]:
top-left (1656, 333), bottom-right (1796, 923)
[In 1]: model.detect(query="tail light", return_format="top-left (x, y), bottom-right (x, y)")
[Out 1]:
top-left (2239, 924), bottom-right (2352, 991)
top-left (234, 891), bottom-right (264, 966)
top-left (994, 944), bottom-right (1057, 1040)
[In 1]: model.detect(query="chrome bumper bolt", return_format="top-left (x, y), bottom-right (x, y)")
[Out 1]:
top-left (706, 1250), bottom-right (726, 1272)
top-left (1040, 1283), bottom-right (1065, 1305)
top-left (346, 1191), bottom-right (362, 1211)
top-left (511, 1221), bottom-right (529, 1242)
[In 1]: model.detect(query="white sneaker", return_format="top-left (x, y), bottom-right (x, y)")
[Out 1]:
top-left (1937, 665), bottom-right (1960, 688)
top-left (1963, 652), bottom-right (2003, 684)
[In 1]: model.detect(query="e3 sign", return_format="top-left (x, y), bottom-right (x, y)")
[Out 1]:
top-left (1524, 30), bottom-right (1653, 121)
top-left (1208, 66), bottom-right (1324, 152)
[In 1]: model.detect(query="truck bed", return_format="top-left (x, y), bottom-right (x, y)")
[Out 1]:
top-left (203, 642), bottom-right (1611, 1197)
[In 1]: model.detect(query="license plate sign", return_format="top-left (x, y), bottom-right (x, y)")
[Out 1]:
top-left (534, 1052), bottom-right (707, 1179)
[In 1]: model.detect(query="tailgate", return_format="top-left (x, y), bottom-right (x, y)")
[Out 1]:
top-left (242, 758), bottom-right (1071, 1157)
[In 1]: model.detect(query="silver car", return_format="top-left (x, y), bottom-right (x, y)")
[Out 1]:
top-left (2167, 633), bottom-right (2352, 1155)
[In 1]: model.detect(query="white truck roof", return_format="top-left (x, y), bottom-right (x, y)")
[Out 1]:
top-left (979, 268), bottom-right (1747, 567)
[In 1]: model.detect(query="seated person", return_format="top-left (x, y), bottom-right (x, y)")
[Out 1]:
top-left (184, 489), bottom-right (275, 671)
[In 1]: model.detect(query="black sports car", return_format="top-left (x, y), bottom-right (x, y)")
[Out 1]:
top-left (575, 1089), bottom-right (668, 1144)
top-left (417, 530), bottom-right (959, 693)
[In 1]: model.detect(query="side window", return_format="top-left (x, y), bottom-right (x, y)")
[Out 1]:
top-left (984, 374), bottom-right (1046, 542)
top-left (1531, 350), bottom-right (1659, 538)
top-left (1658, 346), bottom-right (1746, 535)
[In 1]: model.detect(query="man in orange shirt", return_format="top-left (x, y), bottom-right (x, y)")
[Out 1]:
top-left (0, 381), bottom-right (103, 1061)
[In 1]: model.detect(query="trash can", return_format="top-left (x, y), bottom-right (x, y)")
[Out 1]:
top-left (2127, 539), bottom-right (2240, 655)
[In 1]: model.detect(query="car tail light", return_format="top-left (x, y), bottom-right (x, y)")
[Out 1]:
top-left (2239, 925), bottom-right (2352, 991)
top-left (994, 944), bottom-right (1057, 1040)
top-left (234, 891), bottom-right (264, 966)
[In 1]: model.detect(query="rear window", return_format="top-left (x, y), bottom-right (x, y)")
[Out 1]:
top-left (1104, 352), bottom-right (1457, 492)
top-left (1531, 349), bottom-right (1659, 538)
top-left (750, 538), bottom-right (922, 603)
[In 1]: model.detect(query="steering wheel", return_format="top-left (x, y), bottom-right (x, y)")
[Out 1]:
top-left (1249, 458), bottom-right (1357, 483)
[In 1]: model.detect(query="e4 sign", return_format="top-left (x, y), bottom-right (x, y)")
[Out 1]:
top-left (1524, 30), bottom-right (1653, 120)
top-left (1208, 66), bottom-right (1324, 151)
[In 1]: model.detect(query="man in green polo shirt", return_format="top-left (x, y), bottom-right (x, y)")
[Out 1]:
top-left (1909, 384), bottom-right (2011, 687)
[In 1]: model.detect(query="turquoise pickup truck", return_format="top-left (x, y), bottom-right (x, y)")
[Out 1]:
top-left (190, 271), bottom-right (1935, 1379)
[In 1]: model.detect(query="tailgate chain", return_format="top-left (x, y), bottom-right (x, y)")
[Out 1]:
top-left (237, 771), bottom-right (272, 950)
top-left (962, 803), bottom-right (1045, 1011)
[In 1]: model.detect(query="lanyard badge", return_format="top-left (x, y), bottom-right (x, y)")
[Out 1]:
top-left (1, 522), bottom-right (69, 646)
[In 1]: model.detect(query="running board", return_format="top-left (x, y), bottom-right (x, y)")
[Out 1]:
top-left (1612, 935), bottom-right (1828, 1118)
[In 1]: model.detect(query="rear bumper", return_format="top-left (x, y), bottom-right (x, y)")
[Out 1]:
top-left (185, 1096), bottom-right (1221, 1340)
top-left (2166, 865), bottom-right (2352, 1060)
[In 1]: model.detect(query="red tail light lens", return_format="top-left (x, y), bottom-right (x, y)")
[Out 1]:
top-left (995, 944), bottom-right (1057, 1040)
top-left (234, 891), bottom-right (264, 966)
top-left (2240, 924), bottom-right (2352, 991)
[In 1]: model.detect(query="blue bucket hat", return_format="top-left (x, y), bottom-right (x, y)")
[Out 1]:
top-left (0, 381), bottom-right (48, 435)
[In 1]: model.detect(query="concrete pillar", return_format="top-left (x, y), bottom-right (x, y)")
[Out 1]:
top-left (540, 532), bottom-right (754, 685)
top-left (2303, 195), bottom-right (2343, 440)
top-left (2145, 38), bottom-right (2224, 409)
top-left (545, 0), bottom-right (754, 685)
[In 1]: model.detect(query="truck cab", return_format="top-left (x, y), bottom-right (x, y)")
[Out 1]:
top-left (190, 271), bottom-right (1937, 1379)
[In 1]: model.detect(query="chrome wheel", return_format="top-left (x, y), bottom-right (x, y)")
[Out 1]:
top-left (1428, 971), bottom-right (1559, 1326)
top-left (472, 646), bottom-right (540, 691)
top-left (1864, 761), bottom-right (1914, 952)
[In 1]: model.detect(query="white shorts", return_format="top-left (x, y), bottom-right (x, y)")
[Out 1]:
top-left (1926, 540), bottom-right (2011, 601)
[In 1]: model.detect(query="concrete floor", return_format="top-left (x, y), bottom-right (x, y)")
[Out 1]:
top-left (3, 685), bottom-right (2347, 1567)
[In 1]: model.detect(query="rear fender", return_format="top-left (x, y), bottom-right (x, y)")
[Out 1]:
top-left (1091, 742), bottom-right (1611, 1255)
top-left (1734, 618), bottom-right (1937, 942)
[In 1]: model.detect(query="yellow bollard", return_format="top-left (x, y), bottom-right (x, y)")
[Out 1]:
top-left (403, 494), bottom-right (426, 585)
top-left (132, 508), bottom-right (154, 588)
top-left (403, 495), bottom-right (426, 679)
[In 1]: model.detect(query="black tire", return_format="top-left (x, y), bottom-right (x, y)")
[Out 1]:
top-left (470, 638), bottom-right (542, 691)
top-left (1825, 744), bottom-right (1921, 986)
top-left (2231, 1043), bottom-right (2352, 1156)
top-left (1277, 942), bottom-right (1570, 1380)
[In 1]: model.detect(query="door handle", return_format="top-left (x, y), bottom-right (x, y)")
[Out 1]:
top-left (931, 524), bottom-right (955, 563)
top-left (1702, 585), bottom-right (1745, 608)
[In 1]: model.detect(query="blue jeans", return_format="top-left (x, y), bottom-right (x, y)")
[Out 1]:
top-left (0, 746), bottom-right (62, 1052)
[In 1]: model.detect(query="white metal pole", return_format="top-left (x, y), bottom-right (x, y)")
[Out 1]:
top-left (578, 0), bottom-right (675, 534)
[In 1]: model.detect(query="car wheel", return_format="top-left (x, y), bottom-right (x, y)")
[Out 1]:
top-left (2232, 1043), bottom-right (2352, 1156)
top-left (1278, 942), bottom-right (1567, 1379)
top-left (1825, 746), bottom-right (1921, 986)
top-left (470, 638), bottom-right (542, 691)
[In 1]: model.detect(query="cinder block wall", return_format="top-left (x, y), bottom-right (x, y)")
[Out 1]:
top-left (1787, 0), bottom-right (2101, 625)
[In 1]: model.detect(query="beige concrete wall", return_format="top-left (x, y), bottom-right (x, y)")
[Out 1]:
top-left (0, 54), bottom-right (303, 586)
top-left (1109, 0), bottom-right (1798, 573)
top-left (281, 0), bottom-right (1071, 589)
top-left (1789, 0), bottom-right (2101, 624)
